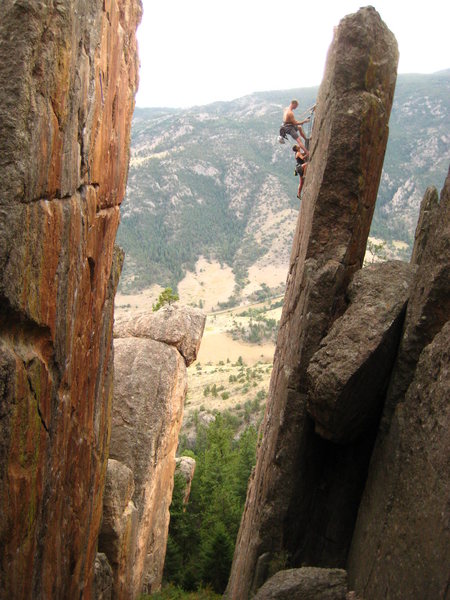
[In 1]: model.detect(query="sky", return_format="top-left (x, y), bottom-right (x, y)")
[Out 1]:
top-left (135, 0), bottom-right (450, 109)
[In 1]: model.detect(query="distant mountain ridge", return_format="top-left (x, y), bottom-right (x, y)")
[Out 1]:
top-left (117, 70), bottom-right (450, 293)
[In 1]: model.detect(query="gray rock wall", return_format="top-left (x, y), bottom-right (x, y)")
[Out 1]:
top-left (226, 8), bottom-right (399, 598)
top-left (99, 305), bottom-right (205, 599)
top-left (253, 568), bottom-right (348, 600)
top-left (233, 165), bottom-right (449, 600)
top-left (348, 168), bottom-right (450, 599)
top-left (307, 261), bottom-right (414, 443)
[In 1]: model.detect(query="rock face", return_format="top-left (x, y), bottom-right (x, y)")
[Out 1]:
top-left (98, 459), bottom-right (139, 599)
top-left (93, 553), bottom-right (114, 600)
top-left (380, 173), bottom-right (450, 422)
top-left (0, 2), bottom-right (141, 599)
top-left (226, 8), bottom-right (399, 598)
top-left (114, 304), bottom-right (205, 365)
top-left (307, 261), bottom-right (414, 443)
top-left (98, 305), bottom-right (205, 598)
top-left (175, 456), bottom-right (197, 504)
top-left (252, 568), bottom-right (348, 600)
top-left (410, 186), bottom-right (439, 265)
top-left (347, 169), bottom-right (450, 599)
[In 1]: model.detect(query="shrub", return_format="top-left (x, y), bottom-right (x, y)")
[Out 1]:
top-left (153, 287), bottom-right (179, 311)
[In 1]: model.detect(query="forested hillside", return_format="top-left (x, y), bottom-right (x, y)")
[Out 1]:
top-left (117, 70), bottom-right (450, 293)
top-left (374, 71), bottom-right (450, 239)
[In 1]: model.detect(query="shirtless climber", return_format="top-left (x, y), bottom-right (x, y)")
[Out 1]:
top-left (281, 100), bottom-right (310, 154)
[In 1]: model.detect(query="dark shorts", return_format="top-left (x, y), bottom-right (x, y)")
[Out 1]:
top-left (284, 123), bottom-right (300, 141)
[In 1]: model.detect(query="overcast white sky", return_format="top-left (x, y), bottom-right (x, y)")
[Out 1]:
top-left (135, 0), bottom-right (450, 108)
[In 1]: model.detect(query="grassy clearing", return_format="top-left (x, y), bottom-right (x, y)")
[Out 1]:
top-left (184, 300), bottom-right (283, 428)
top-left (115, 284), bottom-right (283, 430)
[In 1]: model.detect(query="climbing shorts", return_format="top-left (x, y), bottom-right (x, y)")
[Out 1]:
top-left (283, 123), bottom-right (300, 141)
top-left (295, 163), bottom-right (304, 177)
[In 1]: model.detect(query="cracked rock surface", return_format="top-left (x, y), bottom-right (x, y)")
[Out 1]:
top-left (105, 305), bottom-right (205, 597)
top-left (348, 168), bottom-right (450, 600)
top-left (226, 8), bottom-right (399, 599)
top-left (0, 1), bottom-right (141, 598)
top-left (307, 261), bottom-right (414, 443)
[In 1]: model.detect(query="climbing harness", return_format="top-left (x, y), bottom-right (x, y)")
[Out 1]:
top-left (278, 103), bottom-right (316, 146)
top-left (278, 126), bottom-right (288, 144)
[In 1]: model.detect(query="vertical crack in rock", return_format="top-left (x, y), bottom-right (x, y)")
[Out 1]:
top-left (27, 367), bottom-right (50, 435)
top-left (226, 8), bottom-right (399, 599)
top-left (347, 168), bottom-right (450, 600)
top-left (106, 304), bottom-right (206, 598)
top-left (0, 1), bottom-right (142, 598)
top-left (306, 261), bottom-right (414, 443)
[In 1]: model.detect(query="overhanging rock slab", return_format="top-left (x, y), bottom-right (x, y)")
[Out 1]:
top-left (307, 261), bottom-right (414, 443)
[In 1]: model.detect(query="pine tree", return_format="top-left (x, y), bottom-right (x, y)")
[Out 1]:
top-left (163, 415), bottom-right (258, 593)
top-left (152, 287), bottom-right (179, 311)
top-left (201, 522), bottom-right (234, 593)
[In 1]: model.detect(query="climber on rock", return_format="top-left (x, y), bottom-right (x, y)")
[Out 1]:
top-left (279, 100), bottom-right (310, 154)
top-left (292, 144), bottom-right (309, 198)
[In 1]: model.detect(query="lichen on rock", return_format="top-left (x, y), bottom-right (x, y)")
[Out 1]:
top-left (0, 1), bottom-right (142, 598)
top-left (105, 306), bottom-right (205, 597)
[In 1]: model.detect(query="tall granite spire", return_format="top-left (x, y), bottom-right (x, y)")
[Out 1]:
top-left (226, 7), bottom-right (399, 598)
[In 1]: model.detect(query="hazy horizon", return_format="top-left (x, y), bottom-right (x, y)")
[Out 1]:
top-left (133, 68), bottom-right (450, 111)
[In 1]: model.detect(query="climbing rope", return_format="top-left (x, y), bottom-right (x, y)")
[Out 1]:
top-left (301, 104), bottom-right (316, 151)
top-left (277, 103), bottom-right (316, 147)
top-left (298, 103), bottom-right (316, 121)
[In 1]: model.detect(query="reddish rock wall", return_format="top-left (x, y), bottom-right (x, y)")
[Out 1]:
top-left (0, 2), bottom-right (141, 598)
top-left (226, 8), bottom-right (398, 599)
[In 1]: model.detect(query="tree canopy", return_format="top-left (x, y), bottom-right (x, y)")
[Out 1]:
top-left (163, 414), bottom-right (258, 593)
top-left (153, 287), bottom-right (179, 311)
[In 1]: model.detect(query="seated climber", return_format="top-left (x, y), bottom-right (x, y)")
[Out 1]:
top-left (292, 144), bottom-right (309, 198)
top-left (279, 99), bottom-right (310, 154)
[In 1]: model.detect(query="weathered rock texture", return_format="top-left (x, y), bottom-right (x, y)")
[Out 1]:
top-left (381, 173), bottom-right (450, 422)
top-left (307, 261), bottom-right (414, 443)
top-left (253, 567), bottom-right (348, 600)
top-left (175, 456), bottom-right (197, 504)
top-left (98, 459), bottom-right (138, 598)
top-left (99, 305), bottom-right (205, 598)
top-left (114, 304), bottom-right (205, 365)
top-left (410, 185), bottom-right (439, 265)
top-left (93, 553), bottom-right (114, 600)
top-left (0, 2), bottom-right (141, 599)
top-left (348, 169), bottom-right (450, 599)
top-left (226, 8), bottom-right (398, 599)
